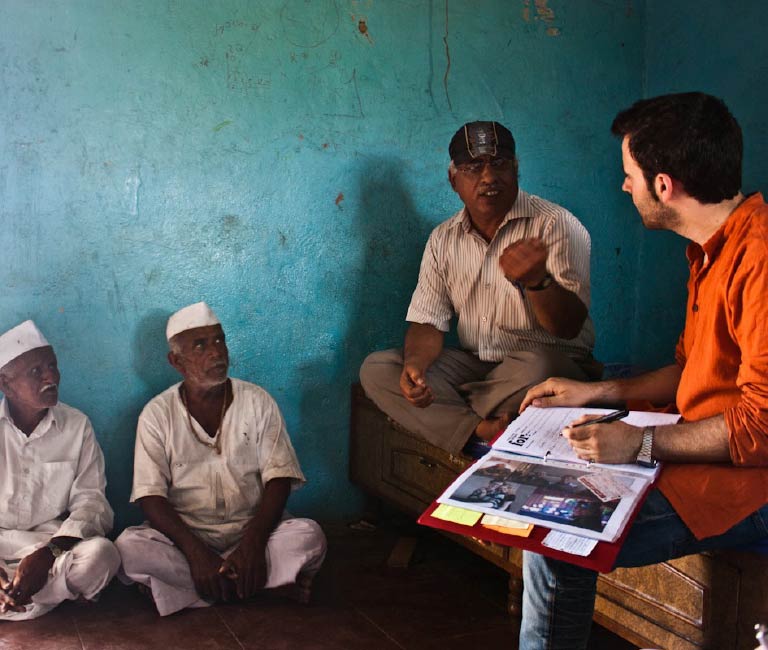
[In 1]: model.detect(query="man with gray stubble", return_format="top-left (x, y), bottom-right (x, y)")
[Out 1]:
top-left (360, 121), bottom-right (600, 454)
top-left (116, 302), bottom-right (326, 616)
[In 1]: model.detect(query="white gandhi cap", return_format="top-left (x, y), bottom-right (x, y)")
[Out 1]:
top-left (166, 302), bottom-right (221, 341)
top-left (0, 320), bottom-right (51, 372)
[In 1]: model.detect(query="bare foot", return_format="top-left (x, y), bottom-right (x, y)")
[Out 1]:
top-left (272, 573), bottom-right (314, 605)
top-left (474, 413), bottom-right (513, 441)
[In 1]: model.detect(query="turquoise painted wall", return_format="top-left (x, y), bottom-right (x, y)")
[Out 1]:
top-left (1, 1), bottom-right (646, 530)
top-left (631, 1), bottom-right (768, 368)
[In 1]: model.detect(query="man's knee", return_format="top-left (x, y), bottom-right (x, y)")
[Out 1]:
top-left (278, 518), bottom-right (327, 557)
top-left (115, 527), bottom-right (162, 571)
top-left (359, 349), bottom-right (403, 393)
top-left (499, 349), bottom-right (586, 385)
top-left (74, 537), bottom-right (121, 575)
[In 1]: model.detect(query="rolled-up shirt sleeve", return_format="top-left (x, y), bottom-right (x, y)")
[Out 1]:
top-left (55, 419), bottom-right (114, 539)
top-left (405, 231), bottom-right (453, 331)
top-left (130, 405), bottom-right (172, 501)
top-left (540, 210), bottom-right (592, 308)
top-left (724, 246), bottom-right (768, 465)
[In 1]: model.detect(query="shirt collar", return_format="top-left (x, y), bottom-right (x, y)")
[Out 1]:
top-left (686, 192), bottom-right (764, 267)
top-left (451, 190), bottom-right (531, 235)
top-left (0, 397), bottom-right (59, 439)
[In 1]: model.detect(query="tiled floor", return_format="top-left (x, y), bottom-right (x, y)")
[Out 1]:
top-left (0, 520), bottom-right (637, 649)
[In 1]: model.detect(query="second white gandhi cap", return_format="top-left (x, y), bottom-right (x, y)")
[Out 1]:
top-left (0, 320), bottom-right (51, 372)
top-left (166, 302), bottom-right (221, 341)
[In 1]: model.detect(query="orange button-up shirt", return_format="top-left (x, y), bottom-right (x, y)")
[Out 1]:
top-left (657, 193), bottom-right (768, 539)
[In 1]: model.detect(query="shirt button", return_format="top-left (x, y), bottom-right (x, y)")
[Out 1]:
top-left (692, 304), bottom-right (699, 312)
top-left (24, 469), bottom-right (30, 474)
top-left (482, 316), bottom-right (487, 322)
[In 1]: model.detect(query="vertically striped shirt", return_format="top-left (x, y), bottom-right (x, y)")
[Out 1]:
top-left (406, 190), bottom-right (595, 363)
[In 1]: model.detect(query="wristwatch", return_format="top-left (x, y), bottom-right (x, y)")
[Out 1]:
top-left (636, 426), bottom-right (657, 468)
top-left (45, 541), bottom-right (64, 559)
top-left (526, 273), bottom-right (554, 292)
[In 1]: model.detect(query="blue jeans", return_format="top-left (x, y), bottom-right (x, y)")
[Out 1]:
top-left (519, 489), bottom-right (768, 650)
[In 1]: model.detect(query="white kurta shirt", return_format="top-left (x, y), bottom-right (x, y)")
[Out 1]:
top-left (0, 399), bottom-right (113, 560)
top-left (406, 190), bottom-right (595, 363)
top-left (131, 378), bottom-right (305, 552)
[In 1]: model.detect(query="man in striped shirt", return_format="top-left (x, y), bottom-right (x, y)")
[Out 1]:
top-left (360, 121), bottom-right (600, 454)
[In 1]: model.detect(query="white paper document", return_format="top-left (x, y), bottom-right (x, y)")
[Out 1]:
top-left (541, 530), bottom-right (599, 556)
top-left (493, 407), bottom-right (680, 478)
top-left (434, 406), bottom-right (681, 543)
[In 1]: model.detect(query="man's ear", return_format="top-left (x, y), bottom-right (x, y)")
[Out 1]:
top-left (167, 351), bottom-right (184, 375)
top-left (448, 169), bottom-right (458, 192)
top-left (654, 173), bottom-right (675, 202)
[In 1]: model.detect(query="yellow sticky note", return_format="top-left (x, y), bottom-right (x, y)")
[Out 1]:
top-left (431, 504), bottom-right (483, 526)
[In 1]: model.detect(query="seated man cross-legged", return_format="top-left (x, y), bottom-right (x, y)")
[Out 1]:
top-left (0, 320), bottom-right (119, 620)
top-left (361, 121), bottom-right (601, 454)
top-left (116, 302), bottom-right (326, 616)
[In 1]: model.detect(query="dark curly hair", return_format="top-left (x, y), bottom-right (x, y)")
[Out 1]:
top-left (611, 92), bottom-right (742, 204)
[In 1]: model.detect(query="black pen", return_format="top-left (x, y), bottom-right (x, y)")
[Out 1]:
top-left (570, 409), bottom-right (629, 428)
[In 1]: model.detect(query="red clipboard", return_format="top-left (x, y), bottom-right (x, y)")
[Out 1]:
top-left (417, 459), bottom-right (656, 573)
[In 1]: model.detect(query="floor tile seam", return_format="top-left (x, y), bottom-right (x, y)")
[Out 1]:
top-left (353, 607), bottom-right (408, 650)
top-left (214, 608), bottom-right (246, 650)
top-left (70, 613), bottom-right (87, 650)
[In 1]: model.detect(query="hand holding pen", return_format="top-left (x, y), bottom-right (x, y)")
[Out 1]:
top-left (569, 409), bottom-right (629, 429)
top-left (562, 409), bottom-right (641, 465)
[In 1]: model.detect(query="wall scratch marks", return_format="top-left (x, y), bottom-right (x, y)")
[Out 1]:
top-left (125, 169), bottom-right (141, 216)
top-left (213, 120), bottom-right (233, 132)
top-left (324, 68), bottom-right (364, 119)
top-left (442, 0), bottom-right (452, 111)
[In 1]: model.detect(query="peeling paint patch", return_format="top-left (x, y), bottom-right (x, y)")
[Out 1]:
top-left (213, 120), bottom-right (233, 132)
top-left (535, 0), bottom-right (555, 22)
top-left (522, 0), bottom-right (561, 37)
top-left (335, 192), bottom-right (344, 206)
top-left (357, 18), bottom-right (374, 44)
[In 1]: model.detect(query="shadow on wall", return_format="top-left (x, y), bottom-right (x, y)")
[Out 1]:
top-left (295, 157), bottom-right (435, 515)
top-left (110, 308), bottom-right (179, 530)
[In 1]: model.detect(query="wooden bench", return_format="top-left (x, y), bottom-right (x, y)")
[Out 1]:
top-left (349, 384), bottom-right (768, 650)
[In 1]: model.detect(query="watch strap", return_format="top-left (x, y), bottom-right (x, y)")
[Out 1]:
top-left (526, 273), bottom-right (553, 291)
top-left (637, 425), bottom-right (657, 468)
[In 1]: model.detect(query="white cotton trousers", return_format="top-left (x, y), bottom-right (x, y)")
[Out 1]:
top-left (115, 518), bottom-right (327, 616)
top-left (0, 537), bottom-right (120, 621)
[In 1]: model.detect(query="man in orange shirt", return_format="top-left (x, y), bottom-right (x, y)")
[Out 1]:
top-left (517, 92), bottom-right (768, 650)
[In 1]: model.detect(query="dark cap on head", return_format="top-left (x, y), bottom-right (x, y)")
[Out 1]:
top-left (449, 121), bottom-right (516, 164)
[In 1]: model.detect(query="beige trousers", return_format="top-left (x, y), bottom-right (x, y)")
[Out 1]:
top-left (115, 518), bottom-right (327, 616)
top-left (360, 348), bottom-right (599, 454)
top-left (0, 537), bottom-right (120, 621)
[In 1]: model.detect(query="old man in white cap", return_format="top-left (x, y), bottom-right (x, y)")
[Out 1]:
top-left (0, 320), bottom-right (119, 620)
top-left (116, 302), bottom-right (326, 616)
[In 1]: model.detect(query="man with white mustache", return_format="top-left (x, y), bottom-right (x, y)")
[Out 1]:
top-left (0, 320), bottom-right (119, 620)
top-left (116, 302), bottom-right (326, 616)
top-left (361, 121), bottom-right (599, 454)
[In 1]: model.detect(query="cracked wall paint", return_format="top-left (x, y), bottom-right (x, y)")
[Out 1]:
top-left (1, 0), bottom-right (653, 528)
